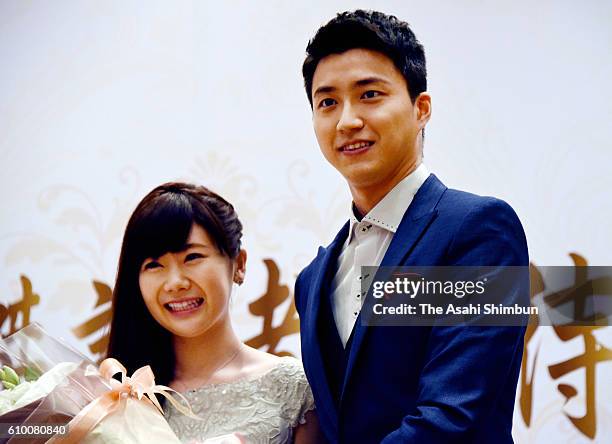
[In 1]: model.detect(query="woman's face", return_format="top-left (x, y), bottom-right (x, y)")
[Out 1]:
top-left (138, 223), bottom-right (244, 338)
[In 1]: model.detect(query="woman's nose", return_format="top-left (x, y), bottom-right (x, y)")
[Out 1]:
top-left (163, 266), bottom-right (190, 292)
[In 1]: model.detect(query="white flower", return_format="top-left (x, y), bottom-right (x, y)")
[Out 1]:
top-left (0, 381), bottom-right (33, 414)
top-left (0, 362), bottom-right (79, 415)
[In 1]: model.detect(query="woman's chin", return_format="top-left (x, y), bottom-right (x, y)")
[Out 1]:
top-left (164, 317), bottom-right (211, 339)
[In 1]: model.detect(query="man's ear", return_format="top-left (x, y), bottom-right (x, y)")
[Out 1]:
top-left (233, 249), bottom-right (247, 285)
top-left (415, 92), bottom-right (432, 129)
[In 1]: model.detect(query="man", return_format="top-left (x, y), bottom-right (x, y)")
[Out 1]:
top-left (294, 10), bottom-right (528, 443)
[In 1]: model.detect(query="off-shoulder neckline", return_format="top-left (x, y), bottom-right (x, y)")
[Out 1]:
top-left (179, 355), bottom-right (301, 395)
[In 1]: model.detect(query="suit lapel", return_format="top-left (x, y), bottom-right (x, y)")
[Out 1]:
top-left (304, 221), bottom-right (350, 429)
top-left (379, 174), bottom-right (446, 267)
top-left (341, 175), bottom-right (447, 398)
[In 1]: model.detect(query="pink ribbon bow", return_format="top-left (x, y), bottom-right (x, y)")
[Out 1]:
top-left (50, 358), bottom-right (199, 444)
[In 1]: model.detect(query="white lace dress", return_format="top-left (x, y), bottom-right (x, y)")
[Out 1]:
top-left (164, 357), bottom-right (315, 444)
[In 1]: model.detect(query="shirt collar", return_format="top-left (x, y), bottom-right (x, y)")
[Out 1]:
top-left (348, 163), bottom-right (430, 236)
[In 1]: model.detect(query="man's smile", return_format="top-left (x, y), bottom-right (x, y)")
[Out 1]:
top-left (338, 140), bottom-right (374, 154)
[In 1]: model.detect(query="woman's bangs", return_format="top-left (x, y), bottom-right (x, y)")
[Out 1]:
top-left (131, 193), bottom-right (194, 261)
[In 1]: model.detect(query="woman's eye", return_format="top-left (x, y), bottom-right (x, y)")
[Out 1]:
top-left (185, 253), bottom-right (204, 262)
top-left (318, 98), bottom-right (336, 108)
top-left (143, 261), bottom-right (161, 270)
top-left (362, 90), bottom-right (381, 99)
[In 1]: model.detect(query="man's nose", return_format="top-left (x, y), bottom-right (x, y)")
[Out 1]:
top-left (163, 266), bottom-right (190, 292)
top-left (336, 103), bottom-right (364, 132)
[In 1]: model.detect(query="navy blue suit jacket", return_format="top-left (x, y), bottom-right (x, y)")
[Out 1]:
top-left (294, 174), bottom-right (529, 443)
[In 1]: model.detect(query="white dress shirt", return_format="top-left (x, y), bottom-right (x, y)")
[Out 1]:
top-left (331, 164), bottom-right (430, 346)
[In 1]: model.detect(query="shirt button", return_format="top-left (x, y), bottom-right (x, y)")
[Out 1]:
top-left (356, 294), bottom-right (360, 298)
top-left (354, 311), bottom-right (358, 317)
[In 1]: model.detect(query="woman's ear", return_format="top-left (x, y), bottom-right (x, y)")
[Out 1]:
top-left (233, 249), bottom-right (247, 285)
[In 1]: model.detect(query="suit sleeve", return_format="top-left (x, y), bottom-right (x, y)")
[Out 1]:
top-left (381, 198), bottom-right (529, 443)
top-left (294, 269), bottom-right (305, 318)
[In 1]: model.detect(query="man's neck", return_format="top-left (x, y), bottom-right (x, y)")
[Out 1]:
top-left (350, 160), bottom-right (421, 216)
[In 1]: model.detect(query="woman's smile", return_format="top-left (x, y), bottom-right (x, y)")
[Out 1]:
top-left (164, 297), bottom-right (205, 316)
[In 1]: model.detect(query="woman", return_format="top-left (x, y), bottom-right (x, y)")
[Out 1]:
top-left (107, 182), bottom-right (320, 443)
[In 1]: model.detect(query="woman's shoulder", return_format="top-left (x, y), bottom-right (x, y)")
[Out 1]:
top-left (262, 356), bottom-right (307, 381)
top-left (240, 347), bottom-right (305, 379)
top-left (254, 355), bottom-right (314, 427)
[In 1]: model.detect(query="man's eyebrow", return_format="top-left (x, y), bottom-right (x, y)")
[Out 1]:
top-left (313, 85), bottom-right (336, 97)
top-left (354, 76), bottom-right (391, 87)
top-left (313, 77), bottom-right (391, 97)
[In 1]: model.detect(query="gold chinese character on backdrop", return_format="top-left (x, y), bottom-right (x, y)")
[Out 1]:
top-left (544, 253), bottom-right (612, 439)
top-left (519, 263), bottom-right (545, 426)
top-left (544, 253), bottom-right (611, 325)
top-left (548, 325), bottom-right (612, 439)
top-left (521, 253), bottom-right (612, 439)
top-left (0, 275), bottom-right (40, 337)
top-left (245, 259), bottom-right (300, 357)
top-left (72, 280), bottom-right (112, 363)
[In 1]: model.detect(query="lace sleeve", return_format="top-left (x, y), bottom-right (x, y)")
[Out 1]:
top-left (296, 371), bottom-right (316, 426)
top-left (279, 358), bottom-right (316, 428)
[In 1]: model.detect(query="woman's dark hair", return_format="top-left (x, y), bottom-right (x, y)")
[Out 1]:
top-left (106, 182), bottom-right (243, 386)
top-left (302, 9), bottom-right (427, 107)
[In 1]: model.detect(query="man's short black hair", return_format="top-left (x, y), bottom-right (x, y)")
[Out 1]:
top-left (302, 9), bottom-right (427, 107)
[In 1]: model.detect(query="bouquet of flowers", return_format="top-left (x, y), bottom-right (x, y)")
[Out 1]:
top-left (0, 323), bottom-right (195, 443)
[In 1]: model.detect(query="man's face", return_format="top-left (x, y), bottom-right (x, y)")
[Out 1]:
top-left (311, 48), bottom-right (430, 197)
